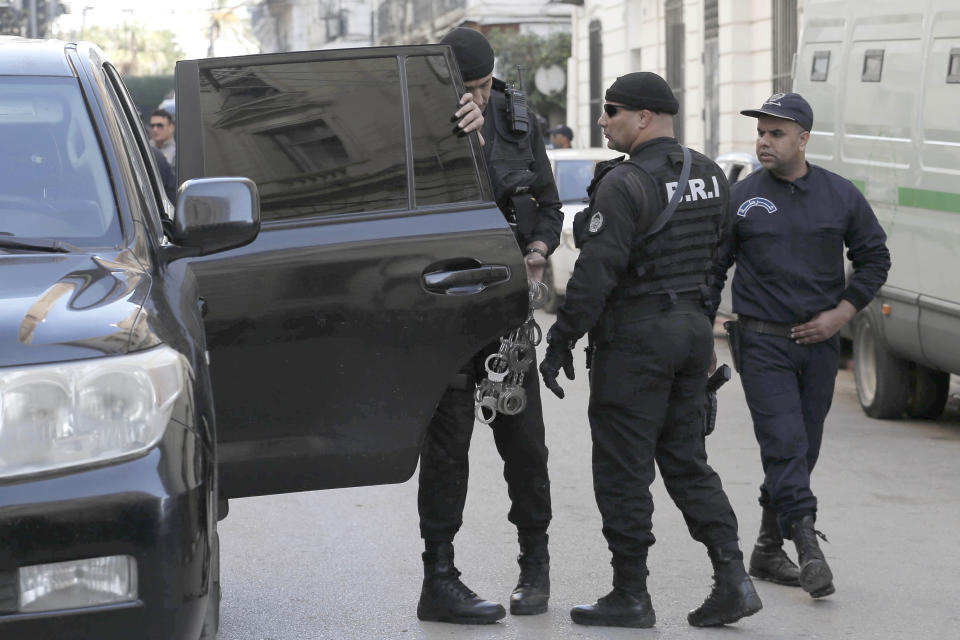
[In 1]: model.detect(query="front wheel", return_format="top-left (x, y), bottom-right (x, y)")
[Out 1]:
top-left (853, 312), bottom-right (909, 419)
top-left (200, 531), bottom-right (221, 639)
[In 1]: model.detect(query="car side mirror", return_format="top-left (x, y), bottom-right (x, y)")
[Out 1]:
top-left (166, 177), bottom-right (260, 259)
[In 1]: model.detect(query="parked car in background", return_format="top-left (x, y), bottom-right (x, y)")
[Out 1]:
top-left (0, 37), bottom-right (526, 639)
top-left (714, 151), bottom-right (761, 185)
top-left (542, 147), bottom-right (622, 312)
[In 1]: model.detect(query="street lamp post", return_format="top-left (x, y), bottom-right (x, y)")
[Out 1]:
top-left (28, 0), bottom-right (37, 38)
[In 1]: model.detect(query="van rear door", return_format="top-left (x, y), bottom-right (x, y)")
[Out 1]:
top-left (175, 46), bottom-right (527, 499)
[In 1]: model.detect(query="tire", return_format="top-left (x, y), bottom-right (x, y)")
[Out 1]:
top-left (906, 365), bottom-right (949, 419)
top-left (540, 260), bottom-right (561, 314)
top-left (853, 312), bottom-right (909, 419)
top-left (200, 531), bottom-right (221, 640)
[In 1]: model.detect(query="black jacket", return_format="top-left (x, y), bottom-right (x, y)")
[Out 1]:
top-left (709, 163), bottom-right (891, 323)
top-left (481, 80), bottom-right (562, 253)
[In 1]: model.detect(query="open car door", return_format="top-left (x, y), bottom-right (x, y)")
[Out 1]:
top-left (175, 46), bottom-right (527, 499)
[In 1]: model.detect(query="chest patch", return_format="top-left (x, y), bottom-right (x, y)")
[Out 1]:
top-left (588, 211), bottom-right (605, 234)
top-left (736, 197), bottom-right (778, 218)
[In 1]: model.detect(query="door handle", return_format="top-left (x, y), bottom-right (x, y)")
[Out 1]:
top-left (422, 264), bottom-right (511, 294)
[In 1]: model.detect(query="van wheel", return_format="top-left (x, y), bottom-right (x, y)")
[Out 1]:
top-left (200, 531), bottom-right (221, 639)
top-left (906, 365), bottom-right (949, 419)
top-left (853, 313), bottom-right (909, 418)
top-left (540, 261), bottom-right (560, 314)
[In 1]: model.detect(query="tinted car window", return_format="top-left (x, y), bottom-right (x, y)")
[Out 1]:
top-left (554, 159), bottom-right (596, 202)
top-left (0, 77), bottom-right (120, 245)
top-left (195, 57), bottom-right (407, 221)
top-left (406, 55), bottom-right (482, 206)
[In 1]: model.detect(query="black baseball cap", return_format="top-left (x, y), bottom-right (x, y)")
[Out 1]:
top-left (548, 125), bottom-right (573, 140)
top-left (604, 72), bottom-right (679, 115)
top-left (740, 92), bottom-right (813, 131)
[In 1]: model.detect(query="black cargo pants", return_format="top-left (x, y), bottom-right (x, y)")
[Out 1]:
top-left (738, 328), bottom-right (839, 536)
top-left (418, 340), bottom-right (551, 543)
top-left (587, 304), bottom-right (739, 571)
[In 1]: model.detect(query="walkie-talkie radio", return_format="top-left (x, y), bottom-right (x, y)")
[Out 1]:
top-left (505, 65), bottom-right (529, 135)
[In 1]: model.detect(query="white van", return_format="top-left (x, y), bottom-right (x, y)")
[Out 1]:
top-left (795, 0), bottom-right (960, 419)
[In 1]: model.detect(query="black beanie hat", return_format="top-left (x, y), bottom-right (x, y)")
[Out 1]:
top-left (441, 27), bottom-right (495, 82)
top-left (604, 72), bottom-right (679, 114)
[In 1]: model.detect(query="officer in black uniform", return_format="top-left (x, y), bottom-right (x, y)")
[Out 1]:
top-left (710, 93), bottom-right (890, 599)
top-left (414, 27), bottom-right (563, 625)
top-left (540, 72), bottom-right (761, 629)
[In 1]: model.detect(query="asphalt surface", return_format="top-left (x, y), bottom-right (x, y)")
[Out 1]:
top-left (216, 314), bottom-right (960, 639)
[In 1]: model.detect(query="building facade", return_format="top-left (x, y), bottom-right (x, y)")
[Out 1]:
top-left (567, 0), bottom-right (804, 155)
top-left (375, 0), bottom-right (571, 44)
top-left (251, 0), bottom-right (376, 53)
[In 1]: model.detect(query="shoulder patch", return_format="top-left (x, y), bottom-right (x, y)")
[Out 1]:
top-left (736, 197), bottom-right (778, 218)
top-left (588, 211), bottom-right (605, 234)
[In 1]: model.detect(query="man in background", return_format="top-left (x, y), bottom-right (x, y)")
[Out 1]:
top-left (548, 125), bottom-right (573, 149)
top-left (149, 108), bottom-right (176, 168)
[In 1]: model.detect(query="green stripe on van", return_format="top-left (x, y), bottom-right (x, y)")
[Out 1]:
top-left (850, 179), bottom-right (865, 194)
top-left (898, 187), bottom-right (960, 213)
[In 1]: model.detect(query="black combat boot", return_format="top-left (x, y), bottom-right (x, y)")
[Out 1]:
top-left (749, 507), bottom-right (801, 586)
top-left (509, 533), bottom-right (550, 615)
top-left (790, 515), bottom-right (835, 598)
top-left (687, 546), bottom-right (763, 627)
top-left (570, 564), bottom-right (655, 628)
top-left (416, 542), bottom-right (506, 624)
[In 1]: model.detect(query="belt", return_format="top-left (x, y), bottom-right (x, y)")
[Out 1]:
top-left (738, 316), bottom-right (795, 339)
top-left (613, 291), bottom-right (707, 318)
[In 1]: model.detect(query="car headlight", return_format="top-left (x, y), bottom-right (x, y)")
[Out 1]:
top-left (0, 346), bottom-right (188, 479)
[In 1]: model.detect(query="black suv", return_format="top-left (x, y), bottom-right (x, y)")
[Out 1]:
top-left (0, 38), bottom-right (526, 639)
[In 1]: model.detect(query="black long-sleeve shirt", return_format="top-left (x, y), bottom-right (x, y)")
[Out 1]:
top-left (481, 85), bottom-right (563, 254)
top-left (709, 163), bottom-right (890, 323)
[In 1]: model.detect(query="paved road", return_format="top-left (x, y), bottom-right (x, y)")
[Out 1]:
top-left (216, 318), bottom-right (960, 639)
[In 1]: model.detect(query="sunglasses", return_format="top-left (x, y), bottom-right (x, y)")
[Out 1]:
top-left (150, 122), bottom-right (167, 128)
top-left (603, 104), bottom-right (641, 117)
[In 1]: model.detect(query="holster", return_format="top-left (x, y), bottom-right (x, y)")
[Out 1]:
top-left (723, 320), bottom-right (743, 373)
top-left (511, 194), bottom-right (538, 238)
top-left (584, 332), bottom-right (596, 371)
top-left (703, 364), bottom-right (731, 437)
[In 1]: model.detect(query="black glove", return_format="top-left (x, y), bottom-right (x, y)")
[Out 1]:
top-left (540, 340), bottom-right (575, 399)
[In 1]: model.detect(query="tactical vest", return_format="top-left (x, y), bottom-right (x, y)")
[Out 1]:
top-left (611, 145), bottom-right (727, 306)
top-left (483, 82), bottom-right (540, 240)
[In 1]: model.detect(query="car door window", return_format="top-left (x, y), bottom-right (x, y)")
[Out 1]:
top-left (103, 65), bottom-right (169, 210)
top-left (91, 61), bottom-right (164, 243)
top-left (192, 57), bottom-right (407, 221)
top-left (405, 55), bottom-right (483, 206)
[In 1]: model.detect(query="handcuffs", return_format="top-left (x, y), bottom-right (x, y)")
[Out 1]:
top-left (474, 280), bottom-right (546, 423)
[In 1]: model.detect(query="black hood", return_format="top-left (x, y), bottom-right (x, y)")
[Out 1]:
top-left (0, 251), bottom-right (157, 367)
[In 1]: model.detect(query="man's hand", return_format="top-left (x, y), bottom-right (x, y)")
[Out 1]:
top-left (791, 300), bottom-right (857, 344)
top-left (540, 340), bottom-right (575, 399)
top-left (524, 241), bottom-right (549, 283)
top-left (454, 93), bottom-right (485, 146)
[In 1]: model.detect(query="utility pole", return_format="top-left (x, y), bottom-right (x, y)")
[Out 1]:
top-left (28, 0), bottom-right (37, 38)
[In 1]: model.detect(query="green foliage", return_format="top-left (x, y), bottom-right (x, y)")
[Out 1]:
top-left (485, 29), bottom-right (571, 120)
top-left (123, 75), bottom-right (176, 122)
top-left (0, 2), bottom-right (65, 37)
top-left (77, 24), bottom-right (184, 76)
